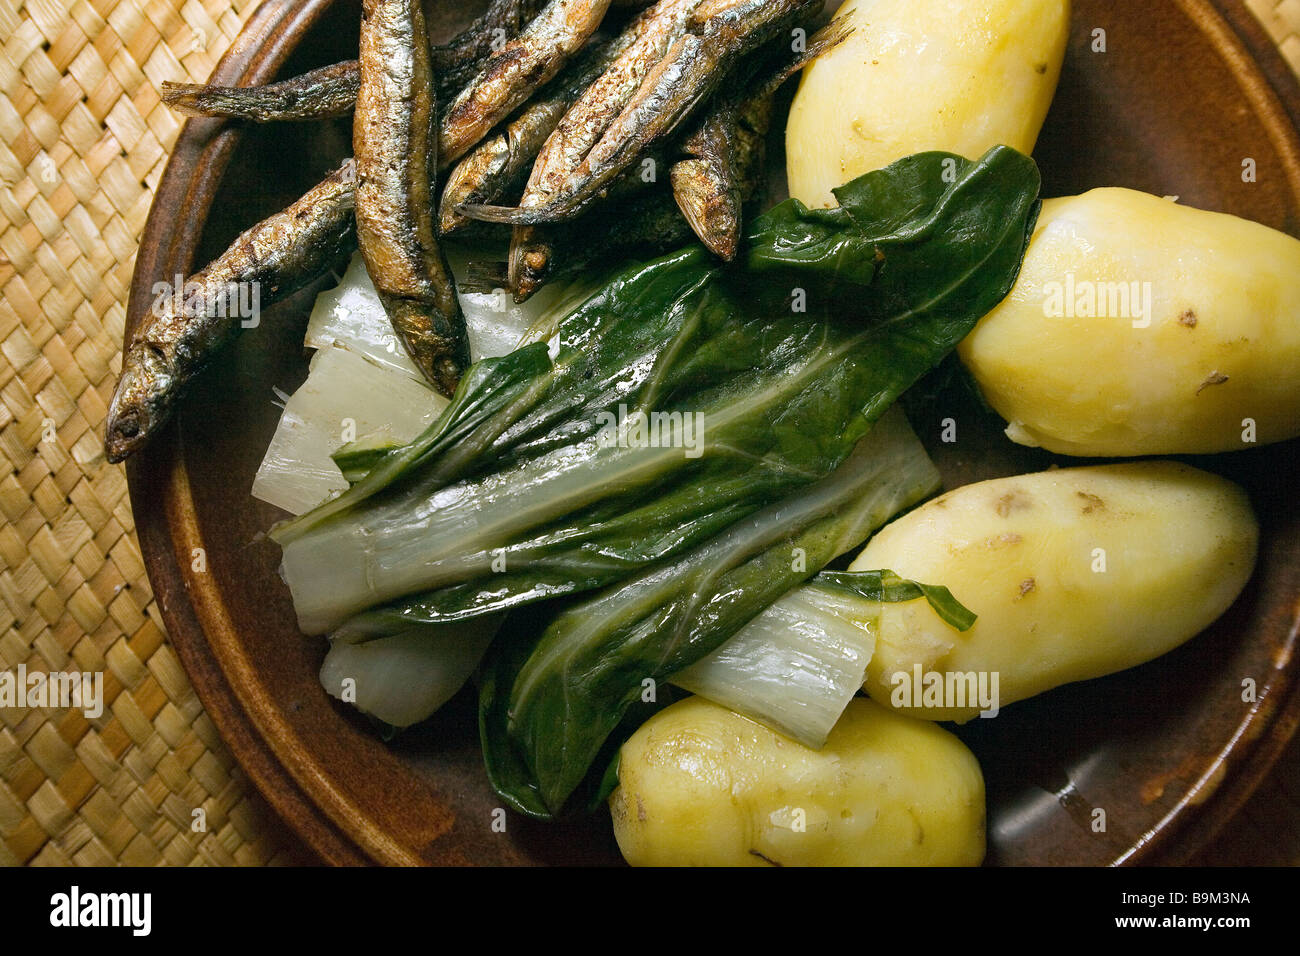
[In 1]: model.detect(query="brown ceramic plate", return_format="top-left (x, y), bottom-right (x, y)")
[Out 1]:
top-left (126, 0), bottom-right (1300, 865)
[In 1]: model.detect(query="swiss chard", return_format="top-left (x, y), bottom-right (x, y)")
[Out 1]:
top-left (672, 567), bottom-right (976, 750)
top-left (488, 407), bottom-right (944, 814)
top-left (275, 147), bottom-right (1041, 638)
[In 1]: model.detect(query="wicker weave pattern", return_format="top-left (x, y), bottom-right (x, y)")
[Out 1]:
top-left (1250, 0), bottom-right (1300, 64)
top-left (0, 0), bottom-right (302, 867)
top-left (0, 0), bottom-right (1297, 868)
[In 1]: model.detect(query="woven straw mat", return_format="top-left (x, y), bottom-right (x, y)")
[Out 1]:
top-left (1, 0), bottom-right (1299, 868)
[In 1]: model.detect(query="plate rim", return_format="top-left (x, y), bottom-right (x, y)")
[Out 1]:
top-left (127, 0), bottom-right (376, 866)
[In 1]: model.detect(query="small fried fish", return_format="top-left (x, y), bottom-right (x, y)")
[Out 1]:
top-left (439, 34), bottom-right (627, 235)
top-left (439, 0), bottom-right (613, 167)
top-left (105, 160), bottom-right (357, 463)
top-left (432, 0), bottom-right (545, 100)
top-left (355, 0), bottom-right (468, 395)
top-left (461, 0), bottom-right (817, 225)
top-left (158, 2), bottom-right (542, 125)
top-left (670, 106), bottom-right (740, 259)
top-left (507, 146), bottom-right (666, 298)
top-left (160, 61), bottom-right (361, 122)
top-left (521, 0), bottom-right (705, 210)
top-left (669, 16), bottom-right (852, 259)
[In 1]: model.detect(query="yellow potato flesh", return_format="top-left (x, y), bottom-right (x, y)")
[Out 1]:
top-left (610, 696), bottom-right (985, 866)
top-left (958, 188), bottom-right (1300, 455)
top-left (785, 0), bottom-right (1069, 207)
top-left (851, 462), bottom-right (1258, 722)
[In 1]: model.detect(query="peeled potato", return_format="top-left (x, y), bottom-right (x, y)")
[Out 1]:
top-left (610, 696), bottom-right (986, 867)
top-left (958, 187), bottom-right (1300, 455)
top-left (851, 462), bottom-right (1258, 722)
top-left (786, 0), bottom-right (1069, 207)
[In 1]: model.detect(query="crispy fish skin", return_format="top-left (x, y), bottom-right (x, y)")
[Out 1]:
top-left (432, 0), bottom-right (543, 99)
top-left (158, 2), bottom-right (542, 125)
top-left (670, 105), bottom-right (740, 259)
top-left (507, 146), bottom-right (665, 298)
top-left (508, 225), bottom-right (554, 301)
top-left (550, 0), bottom-right (803, 209)
top-left (463, 0), bottom-right (816, 225)
top-left (731, 86), bottom-right (775, 190)
top-left (668, 90), bottom-right (770, 260)
top-left (433, 0), bottom-right (534, 69)
top-left (440, 121), bottom-right (533, 236)
top-left (355, 0), bottom-right (468, 396)
top-left (104, 161), bottom-right (357, 463)
top-left (438, 0), bottom-right (612, 167)
top-left (514, 78), bottom-right (775, 301)
top-left (542, 187), bottom-right (693, 286)
top-left (512, 145), bottom-right (703, 301)
top-left (439, 34), bottom-right (626, 235)
top-left (518, 161), bottom-right (756, 299)
top-left (504, 0), bottom-right (696, 296)
top-left (668, 18), bottom-right (850, 259)
top-left (521, 0), bottom-right (703, 209)
top-left (160, 61), bottom-right (361, 122)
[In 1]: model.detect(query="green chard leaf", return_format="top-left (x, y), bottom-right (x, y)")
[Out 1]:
top-left (477, 633), bottom-right (551, 819)
top-left (816, 569), bottom-right (978, 632)
top-left (491, 408), bottom-right (942, 814)
top-left (271, 341), bottom-right (555, 545)
top-left (331, 435), bottom-right (405, 485)
top-left (276, 147), bottom-right (1041, 639)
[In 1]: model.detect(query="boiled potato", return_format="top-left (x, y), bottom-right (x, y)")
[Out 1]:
top-left (852, 462), bottom-right (1258, 722)
top-left (786, 0), bottom-right (1069, 207)
top-left (959, 188), bottom-right (1300, 455)
top-left (610, 696), bottom-right (985, 867)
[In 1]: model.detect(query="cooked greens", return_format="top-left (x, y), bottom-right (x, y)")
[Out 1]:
top-left (319, 614), bottom-right (502, 729)
top-left (672, 565), bottom-right (975, 750)
top-left (274, 147), bottom-right (1041, 641)
top-left (483, 409), bottom-right (947, 813)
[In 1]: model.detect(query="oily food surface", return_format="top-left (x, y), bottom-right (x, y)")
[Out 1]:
top-left (439, 0), bottom-right (614, 166)
top-left (105, 161), bottom-right (358, 463)
top-left (160, 60), bottom-right (363, 122)
top-left (355, 0), bottom-right (468, 395)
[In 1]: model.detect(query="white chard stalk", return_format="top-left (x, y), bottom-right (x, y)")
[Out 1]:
top-left (257, 249), bottom-right (587, 728)
top-left (319, 614), bottom-right (502, 728)
top-left (254, 250), bottom-right (584, 516)
top-left (671, 583), bottom-right (877, 749)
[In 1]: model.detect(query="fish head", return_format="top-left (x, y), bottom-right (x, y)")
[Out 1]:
top-left (104, 343), bottom-right (175, 463)
top-left (508, 227), bottom-right (552, 303)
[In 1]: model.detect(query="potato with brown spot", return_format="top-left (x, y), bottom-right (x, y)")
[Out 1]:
top-left (995, 489), bottom-right (1030, 517)
top-left (960, 188), bottom-right (1300, 454)
top-left (851, 462), bottom-right (1258, 721)
top-left (1077, 491), bottom-right (1105, 514)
